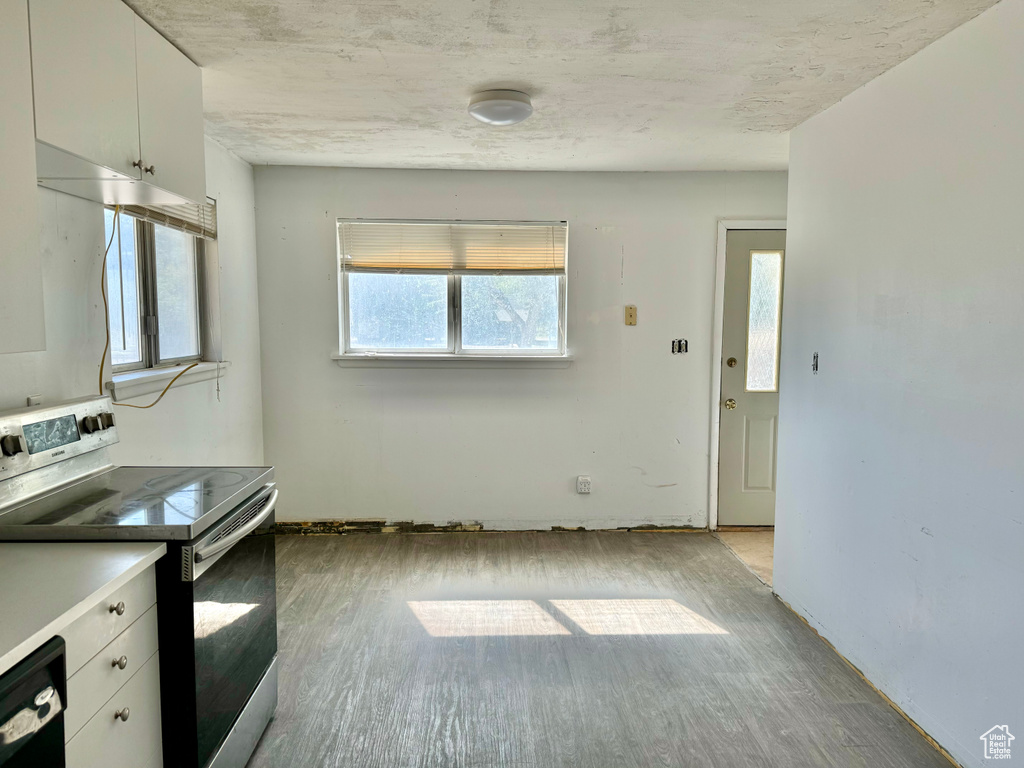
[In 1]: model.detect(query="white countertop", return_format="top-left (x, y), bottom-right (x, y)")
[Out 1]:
top-left (0, 542), bottom-right (166, 676)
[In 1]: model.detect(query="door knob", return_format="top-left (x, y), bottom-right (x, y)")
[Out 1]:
top-left (724, 399), bottom-right (737, 410)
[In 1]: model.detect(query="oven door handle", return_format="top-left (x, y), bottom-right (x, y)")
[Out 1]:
top-left (194, 488), bottom-right (278, 564)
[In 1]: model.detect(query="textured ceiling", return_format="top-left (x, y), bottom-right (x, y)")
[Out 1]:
top-left (128, 0), bottom-right (997, 170)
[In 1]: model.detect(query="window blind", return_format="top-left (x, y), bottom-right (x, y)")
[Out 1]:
top-left (119, 200), bottom-right (218, 240)
top-left (338, 220), bottom-right (567, 273)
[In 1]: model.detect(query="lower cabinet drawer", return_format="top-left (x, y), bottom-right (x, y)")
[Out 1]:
top-left (65, 604), bottom-right (159, 741)
top-left (65, 651), bottom-right (163, 768)
top-left (63, 565), bottom-right (157, 675)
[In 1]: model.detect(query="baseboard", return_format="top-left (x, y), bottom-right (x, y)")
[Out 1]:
top-left (275, 520), bottom-right (709, 535)
top-left (774, 594), bottom-right (961, 768)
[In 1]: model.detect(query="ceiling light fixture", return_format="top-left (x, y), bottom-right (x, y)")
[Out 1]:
top-left (468, 90), bottom-right (533, 126)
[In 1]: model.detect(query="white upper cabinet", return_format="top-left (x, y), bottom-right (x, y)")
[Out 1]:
top-left (0, 0), bottom-right (46, 354)
top-left (29, 0), bottom-right (206, 204)
top-left (30, 0), bottom-right (141, 179)
top-left (135, 16), bottom-right (206, 205)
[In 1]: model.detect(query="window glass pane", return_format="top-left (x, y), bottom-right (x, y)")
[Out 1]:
top-left (745, 251), bottom-right (783, 392)
top-left (461, 274), bottom-right (560, 351)
top-left (348, 273), bottom-right (448, 350)
top-left (103, 210), bottom-right (143, 367)
top-left (154, 225), bottom-right (201, 360)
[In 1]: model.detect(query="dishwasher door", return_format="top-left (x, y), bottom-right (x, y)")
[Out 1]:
top-left (0, 636), bottom-right (66, 767)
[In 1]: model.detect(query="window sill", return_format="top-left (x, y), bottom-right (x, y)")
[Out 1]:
top-left (332, 353), bottom-right (573, 369)
top-left (105, 361), bottom-right (231, 402)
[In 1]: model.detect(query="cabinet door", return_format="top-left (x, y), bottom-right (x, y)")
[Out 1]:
top-left (0, 0), bottom-right (45, 353)
top-left (30, 0), bottom-right (141, 179)
top-left (65, 652), bottom-right (163, 768)
top-left (135, 16), bottom-right (206, 203)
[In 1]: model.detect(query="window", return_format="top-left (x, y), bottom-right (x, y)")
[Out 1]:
top-left (338, 220), bottom-right (568, 357)
top-left (103, 203), bottom-right (215, 371)
top-left (745, 250), bottom-right (784, 392)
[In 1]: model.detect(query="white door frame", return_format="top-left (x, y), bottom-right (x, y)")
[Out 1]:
top-left (708, 219), bottom-right (787, 530)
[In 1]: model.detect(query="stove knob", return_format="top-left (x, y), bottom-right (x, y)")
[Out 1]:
top-left (99, 412), bottom-right (116, 430)
top-left (81, 415), bottom-right (101, 434)
top-left (0, 435), bottom-right (24, 457)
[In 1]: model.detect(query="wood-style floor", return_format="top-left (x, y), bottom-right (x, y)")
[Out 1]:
top-left (248, 533), bottom-right (946, 768)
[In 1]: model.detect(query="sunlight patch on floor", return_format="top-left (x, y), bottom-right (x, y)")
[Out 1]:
top-left (550, 599), bottom-right (728, 635)
top-left (408, 600), bottom-right (572, 637)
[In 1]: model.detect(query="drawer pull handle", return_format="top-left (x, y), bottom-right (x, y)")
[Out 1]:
top-left (109, 601), bottom-right (126, 616)
top-left (114, 707), bottom-right (130, 722)
top-left (112, 655), bottom-right (128, 670)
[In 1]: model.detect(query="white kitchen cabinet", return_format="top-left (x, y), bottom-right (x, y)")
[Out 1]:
top-left (65, 652), bottom-right (163, 768)
top-left (61, 564), bottom-right (163, 768)
top-left (135, 16), bottom-right (206, 205)
top-left (30, 0), bottom-right (141, 180)
top-left (61, 565), bottom-right (157, 674)
top-left (0, 0), bottom-right (46, 354)
top-left (30, 0), bottom-right (206, 205)
top-left (0, 544), bottom-right (166, 768)
top-left (65, 605), bottom-right (159, 740)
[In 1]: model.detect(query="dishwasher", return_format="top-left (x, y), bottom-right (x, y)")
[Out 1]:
top-left (0, 636), bottom-right (66, 767)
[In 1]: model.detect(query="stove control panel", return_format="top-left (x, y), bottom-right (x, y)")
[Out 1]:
top-left (0, 396), bottom-right (119, 483)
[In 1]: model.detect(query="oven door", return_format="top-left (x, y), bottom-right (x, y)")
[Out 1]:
top-left (186, 485), bottom-right (277, 767)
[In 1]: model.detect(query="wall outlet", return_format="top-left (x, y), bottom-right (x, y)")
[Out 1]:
top-left (26, 395), bottom-right (42, 407)
top-left (576, 475), bottom-right (592, 494)
top-left (624, 305), bottom-right (637, 326)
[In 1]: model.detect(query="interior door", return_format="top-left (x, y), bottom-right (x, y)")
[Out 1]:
top-left (718, 229), bottom-right (786, 526)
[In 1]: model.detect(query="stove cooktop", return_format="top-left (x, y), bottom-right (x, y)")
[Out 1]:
top-left (0, 465), bottom-right (274, 541)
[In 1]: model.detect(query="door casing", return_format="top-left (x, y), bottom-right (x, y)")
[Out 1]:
top-left (708, 220), bottom-right (786, 530)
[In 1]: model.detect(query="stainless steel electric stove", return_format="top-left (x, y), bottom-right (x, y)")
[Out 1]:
top-left (0, 396), bottom-right (279, 768)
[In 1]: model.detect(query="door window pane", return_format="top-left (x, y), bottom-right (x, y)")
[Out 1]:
top-left (348, 272), bottom-right (448, 350)
top-left (745, 251), bottom-right (783, 392)
top-left (461, 274), bottom-right (560, 350)
top-left (154, 224), bottom-right (201, 360)
top-left (103, 210), bottom-right (143, 367)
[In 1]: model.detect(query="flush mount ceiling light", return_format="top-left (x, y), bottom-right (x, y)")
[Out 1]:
top-left (468, 90), bottom-right (533, 126)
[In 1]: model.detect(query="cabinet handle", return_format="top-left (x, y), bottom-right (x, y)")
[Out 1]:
top-left (133, 159), bottom-right (143, 170)
top-left (112, 655), bottom-right (128, 670)
top-left (144, 165), bottom-right (155, 175)
top-left (109, 601), bottom-right (126, 616)
top-left (114, 707), bottom-right (130, 722)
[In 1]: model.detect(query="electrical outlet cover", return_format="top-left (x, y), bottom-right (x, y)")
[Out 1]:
top-left (576, 475), bottom-right (592, 494)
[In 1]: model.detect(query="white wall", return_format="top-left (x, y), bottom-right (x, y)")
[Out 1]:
top-left (775, 1), bottom-right (1024, 765)
top-left (254, 168), bottom-right (787, 527)
top-left (0, 138), bottom-right (265, 467)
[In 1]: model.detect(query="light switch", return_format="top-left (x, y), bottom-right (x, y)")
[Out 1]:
top-left (624, 305), bottom-right (637, 326)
